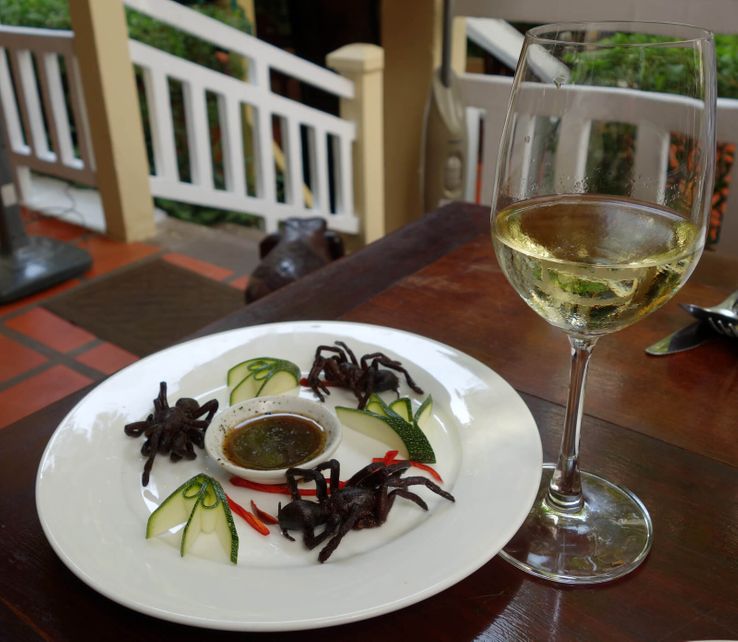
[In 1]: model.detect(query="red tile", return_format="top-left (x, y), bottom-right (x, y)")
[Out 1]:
top-left (0, 365), bottom-right (92, 429)
top-left (163, 252), bottom-right (233, 281)
top-left (5, 308), bottom-right (96, 353)
top-left (228, 274), bottom-right (250, 290)
top-left (75, 342), bottom-right (138, 375)
top-left (74, 236), bottom-right (159, 278)
top-left (0, 335), bottom-right (47, 383)
top-left (0, 278), bottom-right (82, 318)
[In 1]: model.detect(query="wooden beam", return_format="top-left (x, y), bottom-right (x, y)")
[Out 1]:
top-left (68, 0), bottom-right (155, 241)
top-left (382, 1), bottom-right (464, 233)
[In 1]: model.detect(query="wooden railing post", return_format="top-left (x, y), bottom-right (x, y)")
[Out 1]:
top-left (326, 44), bottom-right (384, 244)
top-left (68, 0), bottom-right (155, 241)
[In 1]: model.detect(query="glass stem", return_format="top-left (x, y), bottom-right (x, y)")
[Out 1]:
top-left (546, 335), bottom-right (598, 513)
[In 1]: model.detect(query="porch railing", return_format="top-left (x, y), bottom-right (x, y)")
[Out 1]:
top-left (0, 26), bottom-right (95, 197)
top-left (124, 0), bottom-right (359, 235)
top-left (0, 0), bottom-right (382, 238)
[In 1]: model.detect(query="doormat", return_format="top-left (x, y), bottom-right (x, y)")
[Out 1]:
top-left (45, 259), bottom-right (244, 357)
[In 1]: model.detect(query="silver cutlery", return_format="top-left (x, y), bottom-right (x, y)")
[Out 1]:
top-left (647, 288), bottom-right (738, 354)
top-left (681, 288), bottom-right (738, 323)
top-left (645, 321), bottom-right (713, 355)
top-left (708, 316), bottom-right (738, 339)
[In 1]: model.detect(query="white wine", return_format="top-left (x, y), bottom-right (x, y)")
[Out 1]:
top-left (492, 195), bottom-right (702, 336)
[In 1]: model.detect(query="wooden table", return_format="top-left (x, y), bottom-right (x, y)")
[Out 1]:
top-left (2, 202), bottom-right (737, 641)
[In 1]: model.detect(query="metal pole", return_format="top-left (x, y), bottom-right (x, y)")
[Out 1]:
top-left (0, 121), bottom-right (29, 255)
top-left (440, 0), bottom-right (453, 88)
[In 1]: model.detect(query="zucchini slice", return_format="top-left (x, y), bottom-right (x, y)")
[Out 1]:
top-left (364, 393), bottom-right (390, 416)
top-left (146, 474), bottom-right (208, 538)
top-left (206, 478), bottom-right (239, 565)
top-left (335, 405), bottom-right (436, 463)
top-left (146, 474), bottom-right (239, 564)
top-left (389, 398), bottom-right (413, 422)
top-left (180, 493), bottom-right (205, 558)
top-left (228, 357), bottom-right (301, 404)
top-left (414, 395), bottom-right (433, 428)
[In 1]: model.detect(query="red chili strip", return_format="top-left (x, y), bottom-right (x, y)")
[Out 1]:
top-left (230, 476), bottom-right (311, 495)
top-left (371, 450), bottom-right (444, 483)
top-left (226, 494), bottom-right (270, 536)
top-left (383, 450), bottom-right (399, 465)
top-left (372, 450), bottom-right (400, 466)
top-left (408, 461), bottom-right (444, 483)
top-left (229, 476), bottom-right (344, 495)
top-left (250, 499), bottom-right (279, 525)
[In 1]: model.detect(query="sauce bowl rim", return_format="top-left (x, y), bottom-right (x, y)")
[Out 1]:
top-left (204, 395), bottom-right (343, 484)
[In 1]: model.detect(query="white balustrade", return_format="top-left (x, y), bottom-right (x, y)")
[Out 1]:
top-left (124, 0), bottom-right (359, 234)
top-left (0, 25), bottom-right (95, 195)
top-left (0, 1), bottom-right (362, 236)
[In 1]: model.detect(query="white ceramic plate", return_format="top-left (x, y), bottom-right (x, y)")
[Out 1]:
top-left (36, 321), bottom-right (542, 631)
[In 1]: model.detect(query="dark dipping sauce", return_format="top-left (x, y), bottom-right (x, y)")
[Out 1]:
top-left (223, 412), bottom-right (326, 470)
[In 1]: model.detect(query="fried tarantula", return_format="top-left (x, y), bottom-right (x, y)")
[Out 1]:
top-left (305, 341), bottom-right (423, 408)
top-left (124, 382), bottom-right (218, 486)
top-left (278, 459), bottom-right (455, 562)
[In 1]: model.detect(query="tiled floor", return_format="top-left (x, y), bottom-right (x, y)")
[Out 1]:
top-left (0, 210), bottom-right (262, 430)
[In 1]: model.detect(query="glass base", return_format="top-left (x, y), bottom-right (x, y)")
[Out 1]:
top-left (499, 464), bottom-right (653, 585)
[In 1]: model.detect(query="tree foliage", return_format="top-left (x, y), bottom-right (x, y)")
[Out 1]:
top-left (565, 32), bottom-right (738, 99)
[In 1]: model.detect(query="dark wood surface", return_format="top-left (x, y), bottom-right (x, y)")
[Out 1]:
top-left (2, 202), bottom-right (736, 641)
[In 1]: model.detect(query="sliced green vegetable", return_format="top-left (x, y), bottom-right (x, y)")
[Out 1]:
top-left (227, 357), bottom-right (300, 404)
top-left (180, 492), bottom-right (205, 558)
top-left (146, 474), bottom-right (208, 538)
top-left (335, 397), bottom-right (436, 463)
top-left (389, 398), bottom-right (413, 422)
top-left (414, 395), bottom-right (433, 428)
top-left (364, 393), bottom-right (390, 416)
top-left (146, 474), bottom-right (239, 564)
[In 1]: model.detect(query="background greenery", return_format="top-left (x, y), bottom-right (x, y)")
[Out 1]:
top-left (562, 33), bottom-right (737, 245)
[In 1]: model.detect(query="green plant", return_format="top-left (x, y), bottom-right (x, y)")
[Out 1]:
top-left (0, 1), bottom-right (251, 71)
top-left (0, 0), bottom-right (70, 30)
top-left (565, 33), bottom-right (704, 96)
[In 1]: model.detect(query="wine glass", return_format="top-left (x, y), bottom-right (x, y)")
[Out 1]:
top-left (491, 22), bottom-right (716, 584)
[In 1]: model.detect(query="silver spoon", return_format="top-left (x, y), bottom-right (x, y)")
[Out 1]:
top-left (681, 288), bottom-right (738, 323)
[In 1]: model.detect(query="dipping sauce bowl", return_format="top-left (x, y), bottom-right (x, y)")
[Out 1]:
top-left (205, 395), bottom-right (342, 484)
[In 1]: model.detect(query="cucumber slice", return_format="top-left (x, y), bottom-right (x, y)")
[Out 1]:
top-left (191, 479), bottom-right (239, 564)
top-left (335, 406), bottom-right (436, 463)
top-left (364, 393), bottom-right (390, 416)
top-left (199, 483), bottom-right (219, 534)
top-left (414, 395), bottom-right (433, 428)
top-left (146, 474), bottom-right (239, 564)
top-left (208, 478), bottom-right (239, 565)
top-left (228, 357), bottom-right (300, 404)
top-left (389, 398), bottom-right (412, 422)
top-left (180, 493), bottom-right (205, 558)
top-left (227, 360), bottom-right (254, 388)
top-left (146, 474), bottom-right (208, 538)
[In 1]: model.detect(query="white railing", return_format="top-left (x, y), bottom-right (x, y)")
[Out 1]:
top-left (456, 4), bottom-right (738, 254)
top-left (0, 25), bottom-right (95, 195)
top-left (124, 0), bottom-right (359, 234)
top-left (0, 1), bottom-right (364, 237)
